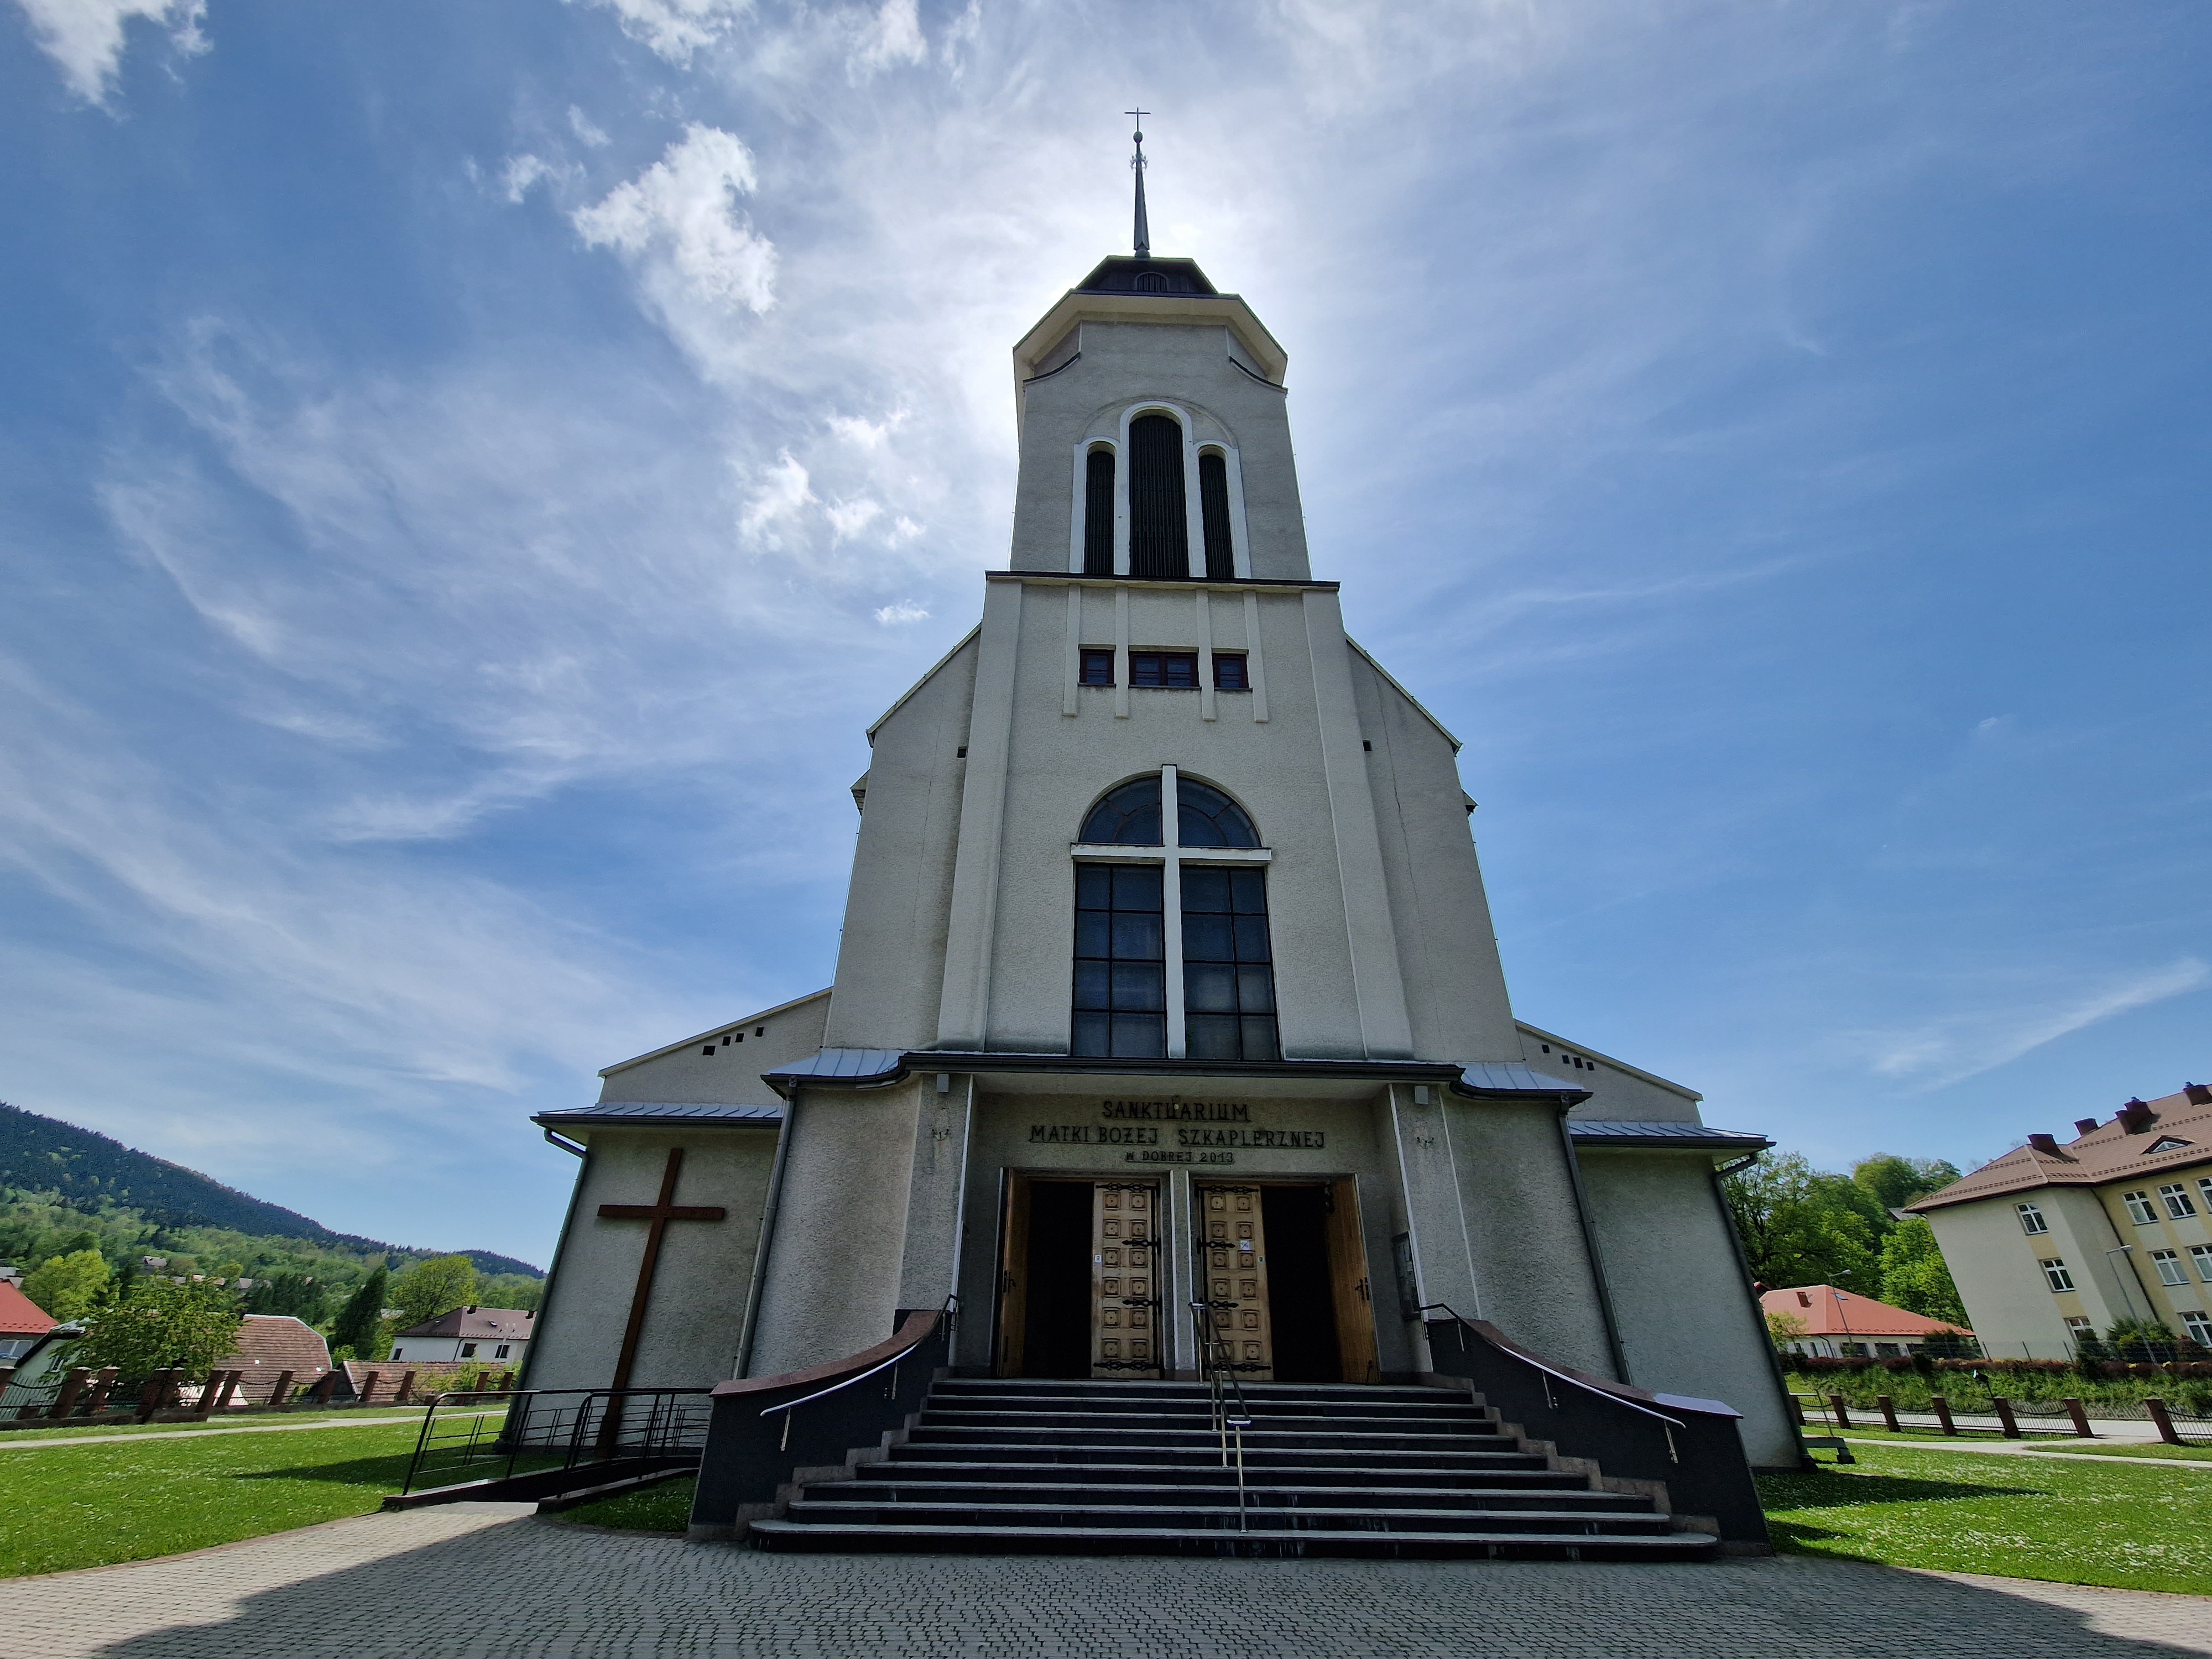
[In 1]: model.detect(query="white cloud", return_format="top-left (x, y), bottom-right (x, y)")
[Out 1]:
top-left (888, 515), bottom-right (924, 546)
top-left (573, 124), bottom-right (776, 315)
top-left (500, 153), bottom-right (562, 204)
top-left (825, 498), bottom-right (883, 542)
top-left (873, 601), bottom-right (928, 625)
top-left (850, 0), bottom-right (925, 77)
top-left (12, 0), bottom-right (205, 103)
top-left (827, 410), bottom-right (906, 450)
top-left (568, 106), bottom-right (611, 148)
top-left (1840, 959), bottom-right (2211, 1091)
top-left (739, 450), bottom-right (814, 540)
top-left (570, 0), bottom-right (752, 63)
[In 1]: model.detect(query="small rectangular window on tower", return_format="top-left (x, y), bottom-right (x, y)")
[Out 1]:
top-left (1128, 651), bottom-right (1199, 688)
top-left (1213, 653), bottom-right (1249, 691)
top-left (1079, 648), bottom-right (1115, 686)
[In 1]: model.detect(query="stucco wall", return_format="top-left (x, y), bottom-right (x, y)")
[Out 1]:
top-left (824, 637), bottom-right (979, 1050)
top-left (596, 991), bottom-right (830, 1107)
top-left (1009, 320), bottom-right (1312, 581)
top-left (745, 1079), bottom-right (924, 1375)
top-left (525, 1126), bottom-right (779, 1392)
top-left (1577, 1149), bottom-right (1798, 1467)
top-left (1348, 650), bottom-right (1519, 1062)
top-left (1444, 1098), bottom-right (1617, 1379)
top-left (1924, 1187), bottom-right (2139, 1360)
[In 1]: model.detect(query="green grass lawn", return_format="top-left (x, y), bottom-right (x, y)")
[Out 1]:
top-left (0, 1419), bottom-right (425, 1578)
top-left (550, 1474), bottom-right (696, 1533)
top-left (1759, 1441), bottom-right (2212, 1594)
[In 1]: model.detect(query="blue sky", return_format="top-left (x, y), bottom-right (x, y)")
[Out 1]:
top-left (2, 1), bottom-right (2206, 1267)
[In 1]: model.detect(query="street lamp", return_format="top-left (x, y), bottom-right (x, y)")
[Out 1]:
top-left (1833, 1288), bottom-right (1855, 1358)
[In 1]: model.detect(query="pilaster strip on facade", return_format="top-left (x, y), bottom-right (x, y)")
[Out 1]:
top-left (934, 581), bottom-right (1024, 1048)
top-left (1301, 588), bottom-right (1415, 1058)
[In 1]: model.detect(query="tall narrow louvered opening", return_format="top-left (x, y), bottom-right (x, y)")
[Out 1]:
top-left (1127, 414), bottom-right (1189, 579)
top-left (1198, 451), bottom-right (1234, 579)
top-left (1083, 448), bottom-right (1115, 575)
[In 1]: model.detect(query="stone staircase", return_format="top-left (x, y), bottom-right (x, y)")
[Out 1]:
top-left (746, 1376), bottom-right (1718, 1559)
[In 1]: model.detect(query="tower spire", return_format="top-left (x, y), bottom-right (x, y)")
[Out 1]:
top-left (1126, 110), bottom-right (1150, 259)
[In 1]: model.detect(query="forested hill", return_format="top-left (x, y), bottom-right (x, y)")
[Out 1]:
top-left (0, 1101), bottom-right (540, 1277)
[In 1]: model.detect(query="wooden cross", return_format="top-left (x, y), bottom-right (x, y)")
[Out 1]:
top-left (598, 1147), bottom-right (725, 1392)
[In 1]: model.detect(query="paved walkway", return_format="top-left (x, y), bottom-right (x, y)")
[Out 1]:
top-left (1, 1505), bottom-right (2208, 1658)
top-left (1835, 1436), bottom-right (2211, 1473)
top-left (0, 1410), bottom-right (495, 1453)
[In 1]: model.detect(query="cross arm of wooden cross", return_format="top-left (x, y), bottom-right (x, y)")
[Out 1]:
top-left (596, 1147), bottom-right (729, 1392)
top-left (597, 1202), bottom-right (726, 1222)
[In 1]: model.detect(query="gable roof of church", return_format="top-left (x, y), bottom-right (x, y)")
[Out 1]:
top-left (596, 987), bottom-right (832, 1078)
top-left (1906, 1086), bottom-right (2212, 1213)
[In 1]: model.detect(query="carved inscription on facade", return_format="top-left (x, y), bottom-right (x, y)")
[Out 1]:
top-left (1026, 1102), bottom-right (1325, 1165)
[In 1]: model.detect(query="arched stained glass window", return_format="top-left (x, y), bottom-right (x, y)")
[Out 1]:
top-left (1083, 447), bottom-right (1115, 575)
top-left (1177, 780), bottom-right (1258, 848)
top-left (1081, 777), bottom-right (1162, 845)
top-left (1198, 451), bottom-right (1234, 580)
top-left (1128, 413), bottom-right (1189, 579)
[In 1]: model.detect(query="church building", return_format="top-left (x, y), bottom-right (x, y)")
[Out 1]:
top-left (522, 144), bottom-right (1798, 1503)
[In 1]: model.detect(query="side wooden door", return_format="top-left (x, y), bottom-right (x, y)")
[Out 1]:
top-left (1091, 1181), bottom-right (1162, 1376)
top-left (1326, 1176), bottom-right (1381, 1385)
top-left (1198, 1183), bottom-right (1274, 1380)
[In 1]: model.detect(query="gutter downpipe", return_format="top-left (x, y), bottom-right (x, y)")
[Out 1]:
top-left (1553, 1104), bottom-right (1632, 1384)
top-left (733, 1086), bottom-right (801, 1379)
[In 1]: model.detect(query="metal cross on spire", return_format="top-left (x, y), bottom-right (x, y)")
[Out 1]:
top-left (1127, 109), bottom-right (1151, 258)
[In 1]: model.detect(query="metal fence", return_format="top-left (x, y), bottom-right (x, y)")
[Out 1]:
top-left (1792, 1391), bottom-right (2211, 1445)
top-left (398, 1387), bottom-right (712, 1496)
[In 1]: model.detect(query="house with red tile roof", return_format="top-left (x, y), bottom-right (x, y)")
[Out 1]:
top-left (1906, 1083), bottom-right (2212, 1359)
top-left (387, 1306), bottom-right (534, 1368)
top-left (0, 1281), bottom-right (55, 1363)
top-left (1759, 1284), bottom-right (1971, 1358)
top-left (215, 1314), bottom-right (333, 1405)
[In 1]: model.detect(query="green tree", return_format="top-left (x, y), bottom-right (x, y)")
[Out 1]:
top-left (474, 1272), bottom-right (545, 1312)
top-left (1853, 1154), bottom-right (1963, 1214)
top-left (22, 1248), bottom-right (113, 1322)
top-left (1722, 1153), bottom-right (1879, 1294)
top-left (65, 1280), bottom-right (243, 1385)
top-left (389, 1255), bottom-right (478, 1331)
top-left (328, 1266), bottom-right (388, 1361)
top-left (1877, 1217), bottom-right (1968, 1325)
top-left (242, 1272), bottom-right (328, 1324)
top-left (1765, 1307), bottom-right (1809, 1348)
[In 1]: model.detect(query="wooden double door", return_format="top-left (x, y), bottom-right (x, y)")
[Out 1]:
top-left (997, 1174), bottom-right (1379, 1384)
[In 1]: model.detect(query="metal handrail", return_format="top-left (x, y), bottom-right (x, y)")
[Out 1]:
top-left (399, 1386), bottom-right (709, 1495)
top-left (1421, 1301), bottom-right (1687, 1459)
top-left (1186, 1302), bottom-right (1254, 1532)
top-left (757, 1296), bottom-right (957, 1418)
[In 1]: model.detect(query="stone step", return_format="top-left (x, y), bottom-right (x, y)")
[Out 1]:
top-left (889, 1441), bottom-right (1548, 1470)
top-left (864, 1456), bottom-right (1579, 1488)
top-left (904, 1425), bottom-right (1520, 1452)
top-left (781, 1500), bottom-right (1678, 1536)
top-left (823, 1479), bottom-right (1644, 1514)
top-left (747, 1520), bottom-right (1718, 1561)
top-left (917, 1406), bottom-right (1496, 1431)
top-left (931, 1380), bottom-right (1465, 1405)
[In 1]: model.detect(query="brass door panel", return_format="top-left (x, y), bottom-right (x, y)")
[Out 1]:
top-left (1091, 1181), bottom-right (1162, 1376)
top-left (1198, 1183), bottom-right (1273, 1381)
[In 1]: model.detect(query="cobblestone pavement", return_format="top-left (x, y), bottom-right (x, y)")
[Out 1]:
top-left (1, 1505), bottom-right (2208, 1659)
